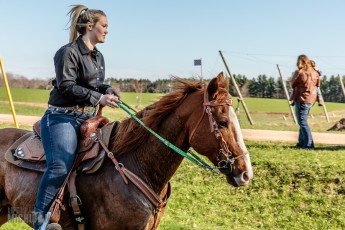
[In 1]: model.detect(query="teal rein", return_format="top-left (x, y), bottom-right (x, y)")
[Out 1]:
top-left (115, 100), bottom-right (220, 175)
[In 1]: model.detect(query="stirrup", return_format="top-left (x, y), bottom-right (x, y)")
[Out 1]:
top-left (38, 212), bottom-right (62, 230)
top-left (46, 223), bottom-right (62, 230)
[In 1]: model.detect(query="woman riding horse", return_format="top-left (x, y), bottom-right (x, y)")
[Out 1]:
top-left (0, 72), bottom-right (253, 229)
top-left (34, 5), bottom-right (120, 229)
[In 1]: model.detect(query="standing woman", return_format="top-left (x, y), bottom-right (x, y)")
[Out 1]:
top-left (291, 54), bottom-right (320, 149)
top-left (34, 5), bottom-right (120, 230)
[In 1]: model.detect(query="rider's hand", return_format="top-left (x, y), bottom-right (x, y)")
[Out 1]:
top-left (106, 87), bottom-right (121, 99)
top-left (99, 94), bottom-right (120, 108)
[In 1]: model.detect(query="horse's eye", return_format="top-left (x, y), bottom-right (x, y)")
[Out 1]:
top-left (218, 121), bottom-right (228, 128)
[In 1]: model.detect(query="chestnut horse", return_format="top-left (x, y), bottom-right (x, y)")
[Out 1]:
top-left (0, 72), bottom-right (253, 229)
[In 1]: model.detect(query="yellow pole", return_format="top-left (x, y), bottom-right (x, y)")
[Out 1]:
top-left (0, 56), bottom-right (19, 128)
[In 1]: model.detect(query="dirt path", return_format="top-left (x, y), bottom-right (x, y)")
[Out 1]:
top-left (0, 114), bottom-right (41, 126)
top-left (241, 129), bottom-right (345, 146)
top-left (0, 114), bottom-right (344, 146)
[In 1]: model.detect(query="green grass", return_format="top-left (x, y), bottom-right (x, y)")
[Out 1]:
top-left (0, 88), bottom-right (50, 103)
top-left (0, 88), bottom-right (163, 105)
top-left (1, 142), bottom-right (344, 229)
top-left (159, 141), bottom-right (345, 230)
top-left (0, 88), bottom-right (344, 132)
top-left (237, 97), bottom-right (345, 113)
top-left (0, 88), bottom-right (163, 122)
top-left (1, 88), bottom-right (344, 114)
top-left (0, 219), bottom-right (31, 230)
top-left (231, 97), bottom-right (345, 132)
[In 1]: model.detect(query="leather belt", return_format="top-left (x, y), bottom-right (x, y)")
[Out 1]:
top-left (48, 104), bottom-right (99, 116)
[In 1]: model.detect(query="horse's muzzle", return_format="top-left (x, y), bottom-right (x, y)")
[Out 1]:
top-left (226, 170), bottom-right (251, 187)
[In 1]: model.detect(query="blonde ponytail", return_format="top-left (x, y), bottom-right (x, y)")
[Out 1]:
top-left (67, 5), bottom-right (106, 42)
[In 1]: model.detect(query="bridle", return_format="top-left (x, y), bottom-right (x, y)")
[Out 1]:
top-left (189, 88), bottom-right (247, 172)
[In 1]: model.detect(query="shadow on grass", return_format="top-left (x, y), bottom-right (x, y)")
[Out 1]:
top-left (248, 140), bottom-right (345, 152)
top-left (281, 144), bottom-right (345, 151)
top-left (314, 145), bottom-right (345, 151)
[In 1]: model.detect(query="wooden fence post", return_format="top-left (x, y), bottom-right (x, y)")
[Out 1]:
top-left (276, 64), bottom-right (297, 124)
top-left (219, 51), bottom-right (254, 125)
top-left (340, 74), bottom-right (345, 99)
top-left (318, 88), bottom-right (330, 122)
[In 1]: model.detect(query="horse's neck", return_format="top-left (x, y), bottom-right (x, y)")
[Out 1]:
top-left (121, 112), bottom-right (187, 193)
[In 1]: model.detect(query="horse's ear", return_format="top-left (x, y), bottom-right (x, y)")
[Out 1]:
top-left (207, 72), bottom-right (226, 100)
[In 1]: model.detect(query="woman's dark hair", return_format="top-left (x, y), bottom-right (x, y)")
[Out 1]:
top-left (67, 5), bottom-right (106, 42)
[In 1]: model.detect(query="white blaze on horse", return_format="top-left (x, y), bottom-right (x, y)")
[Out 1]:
top-left (0, 72), bottom-right (253, 229)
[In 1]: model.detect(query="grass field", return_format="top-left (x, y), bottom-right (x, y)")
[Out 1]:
top-left (1, 142), bottom-right (344, 230)
top-left (0, 88), bottom-right (344, 132)
top-left (160, 142), bottom-right (345, 230)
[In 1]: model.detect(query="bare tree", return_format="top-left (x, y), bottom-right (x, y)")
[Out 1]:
top-left (0, 72), bottom-right (51, 89)
top-left (131, 80), bottom-right (145, 109)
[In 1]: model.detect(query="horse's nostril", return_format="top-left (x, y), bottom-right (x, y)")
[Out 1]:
top-left (242, 171), bottom-right (250, 182)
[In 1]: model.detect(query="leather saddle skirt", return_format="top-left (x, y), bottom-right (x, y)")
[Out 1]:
top-left (5, 119), bottom-right (117, 174)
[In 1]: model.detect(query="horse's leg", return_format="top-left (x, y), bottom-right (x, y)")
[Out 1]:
top-left (0, 128), bottom-right (37, 225)
top-left (0, 128), bottom-right (28, 226)
top-left (0, 161), bottom-right (10, 226)
top-left (0, 205), bottom-right (9, 226)
top-left (0, 156), bottom-right (9, 207)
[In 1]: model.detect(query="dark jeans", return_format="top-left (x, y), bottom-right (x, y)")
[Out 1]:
top-left (295, 102), bottom-right (314, 149)
top-left (34, 108), bottom-right (92, 229)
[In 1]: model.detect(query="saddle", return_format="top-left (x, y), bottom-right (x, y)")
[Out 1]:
top-left (5, 116), bottom-right (116, 174)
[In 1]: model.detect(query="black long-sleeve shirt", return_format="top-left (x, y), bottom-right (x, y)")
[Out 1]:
top-left (48, 36), bottom-right (110, 107)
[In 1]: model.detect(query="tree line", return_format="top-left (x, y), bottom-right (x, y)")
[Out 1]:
top-left (1, 72), bottom-right (345, 103)
top-left (106, 74), bottom-right (345, 103)
top-left (228, 74), bottom-right (345, 103)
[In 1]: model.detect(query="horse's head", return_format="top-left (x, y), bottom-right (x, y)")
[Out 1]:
top-left (114, 72), bottom-right (253, 187)
top-left (183, 72), bottom-right (253, 187)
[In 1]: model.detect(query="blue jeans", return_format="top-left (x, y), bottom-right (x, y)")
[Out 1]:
top-left (295, 102), bottom-right (314, 149)
top-left (34, 108), bottom-right (92, 229)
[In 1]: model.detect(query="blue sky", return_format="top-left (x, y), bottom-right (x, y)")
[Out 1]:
top-left (1, 1), bottom-right (344, 81)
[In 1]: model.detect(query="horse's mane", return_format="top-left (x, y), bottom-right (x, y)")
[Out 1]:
top-left (112, 78), bottom-right (204, 155)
